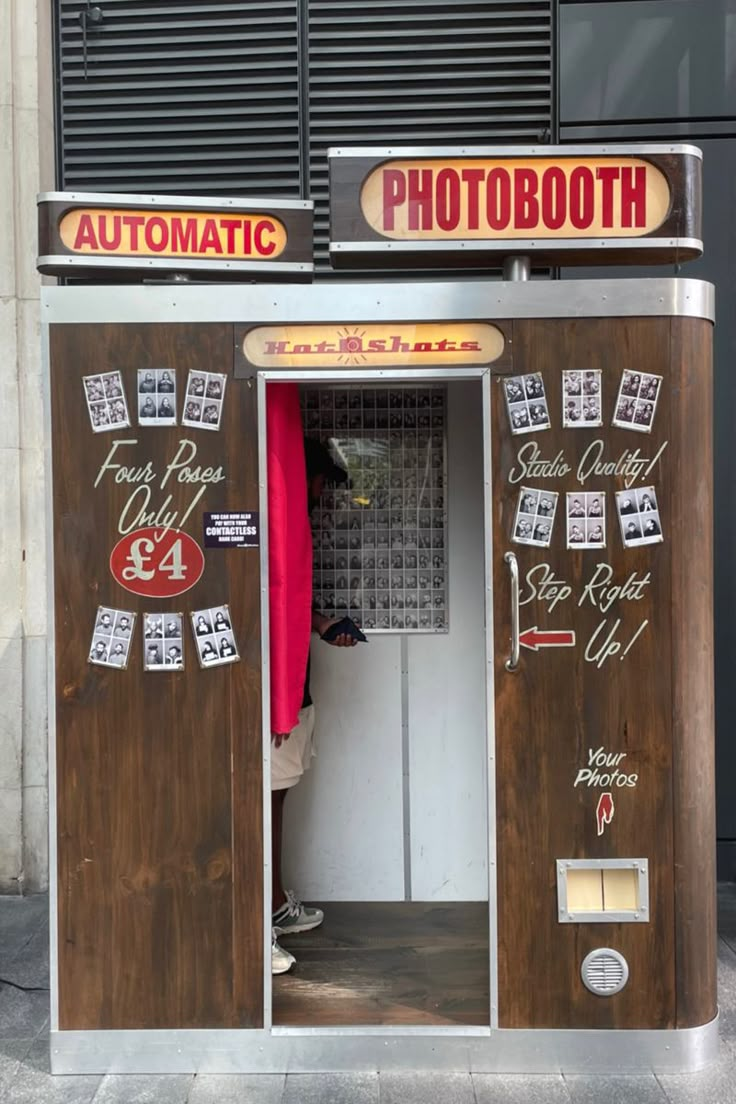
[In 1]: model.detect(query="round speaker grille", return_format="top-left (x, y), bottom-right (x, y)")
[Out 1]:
top-left (581, 948), bottom-right (629, 996)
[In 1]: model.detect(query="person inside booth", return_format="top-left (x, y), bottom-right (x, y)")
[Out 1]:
top-left (267, 385), bottom-right (365, 975)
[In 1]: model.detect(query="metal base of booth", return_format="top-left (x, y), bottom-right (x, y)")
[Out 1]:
top-left (50, 1017), bottom-right (719, 1076)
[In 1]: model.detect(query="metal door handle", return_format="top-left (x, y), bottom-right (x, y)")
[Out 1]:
top-left (504, 551), bottom-right (520, 671)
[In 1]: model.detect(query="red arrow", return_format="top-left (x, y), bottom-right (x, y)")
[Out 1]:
top-left (596, 792), bottom-right (615, 836)
top-left (519, 626), bottom-right (576, 651)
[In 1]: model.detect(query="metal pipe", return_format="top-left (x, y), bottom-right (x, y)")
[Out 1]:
top-left (502, 256), bottom-right (531, 282)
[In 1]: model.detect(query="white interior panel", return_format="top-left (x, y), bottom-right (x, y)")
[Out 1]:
top-left (282, 379), bottom-right (488, 903)
top-left (282, 634), bottom-right (405, 900)
top-left (407, 381), bottom-right (488, 901)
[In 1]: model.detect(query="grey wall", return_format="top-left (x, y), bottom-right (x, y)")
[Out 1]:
top-left (560, 0), bottom-right (736, 877)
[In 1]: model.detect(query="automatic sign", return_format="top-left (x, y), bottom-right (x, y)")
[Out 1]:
top-left (110, 527), bottom-right (205, 598)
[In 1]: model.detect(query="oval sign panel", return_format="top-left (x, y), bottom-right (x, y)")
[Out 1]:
top-left (110, 527), bottom-right (205, 599)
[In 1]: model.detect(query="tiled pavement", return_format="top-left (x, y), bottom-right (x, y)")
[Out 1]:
top-left (2, 888), bottom-right (736, 1103)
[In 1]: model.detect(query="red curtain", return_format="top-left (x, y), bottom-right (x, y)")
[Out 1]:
top-left (267, 383), bottom-right (313, 734)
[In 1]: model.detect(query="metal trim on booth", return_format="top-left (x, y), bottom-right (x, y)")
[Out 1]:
top-left (48, 1017), bottom-right (719, 1075)
top-left (41, 279), bottom-right (715, 327)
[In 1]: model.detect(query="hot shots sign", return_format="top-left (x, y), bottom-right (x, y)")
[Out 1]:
top-left (328, 144), bottom-right (702, 267)
top-left (240, 322), bottom-right (504, 371)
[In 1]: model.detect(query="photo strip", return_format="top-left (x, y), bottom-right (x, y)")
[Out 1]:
top-left (503, 373), bottom-right (551, 435)
top-left (612, 370), bottom-right (662, 433)
top-left (566, 491), bottom-right (607, 549)
top-left (616, 485), bottom-right (663, 549)
top-left (143, 612), bottom-right (184, 670)
top-left (190, 604), bottom-right (239, 667)
top-left (182, 371), bottom-right (227, 431)
top-left (88, 606), bottom-right (136, 669)
top-left (562, 370), bottom-right (602, 428)
top-left (83, 372), bottom-right (131, 433)
top-left (303, 386), bottom-right (448, 633)
top-left (137, 369), bottom-right (177, 426)
top-left (512, 486), bottom-right (559, 548)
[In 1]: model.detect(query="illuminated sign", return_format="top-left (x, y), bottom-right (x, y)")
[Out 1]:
top-left (360, 157), bottom-right (670, 240)
top-left (37, 192), bottom-right (313, 279)
top-left (241, 323), bottom-right (504, 369)
top-left (59, 207), bottom-right (287, 259)
top-left (328, 145), bottom-right (702, 268)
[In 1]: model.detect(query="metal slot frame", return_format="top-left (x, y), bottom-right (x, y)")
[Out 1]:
top-left (556, 858), bottom-right (649, 924)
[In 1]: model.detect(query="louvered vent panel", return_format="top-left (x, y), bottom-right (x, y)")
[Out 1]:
top-left (308, 0), bottom-right (553, 268)
top-left (57, 0), bottom-right (301, 196)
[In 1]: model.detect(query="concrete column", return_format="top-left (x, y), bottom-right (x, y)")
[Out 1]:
top-left (0, 0), bottom-right (54, 892)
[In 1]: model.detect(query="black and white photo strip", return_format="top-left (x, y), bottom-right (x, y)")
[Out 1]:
top-left (303, 386), bottom-right (448, 633)
top-left (88, 606), bottom-right (136, 668)
top-left (190, 605), bottom-right (239, 667)
top-left (182, 371), bottom-right (227, 431)
top-left (82, 372), bottom-right (131, 433)
top-left (562, 370), bottom-right (602, 428)
top-left (613, 370), bottom-right (662, 433)
top-left (503, 373), bottom-right (551, 435)
top-left (137, 369), bottom-right (177, 426)
top-left (566, 492), bottom-right (607, 549)
top-left (512, 486), bottom-right (559, 548)
top-left (143, 612), bottom-right (184, 670)
top-left (616, 485), bottom-right (663, 548)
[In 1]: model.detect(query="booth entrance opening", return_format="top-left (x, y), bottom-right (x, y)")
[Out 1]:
top-left (264, 374), bottom-right (494, 1028)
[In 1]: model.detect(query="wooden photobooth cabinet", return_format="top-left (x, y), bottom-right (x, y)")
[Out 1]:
top-left (44, 278), bottom-right (717, 1074)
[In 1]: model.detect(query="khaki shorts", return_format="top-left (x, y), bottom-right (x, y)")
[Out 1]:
top-left (271, 704), bottom-right (316, 791)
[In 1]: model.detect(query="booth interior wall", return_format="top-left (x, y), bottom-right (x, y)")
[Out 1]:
top-left (282, 380), bottom-right (488, 902)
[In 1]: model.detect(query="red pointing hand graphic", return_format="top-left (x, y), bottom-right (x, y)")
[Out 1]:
top-left (596, 792), bottom-right (615, 836)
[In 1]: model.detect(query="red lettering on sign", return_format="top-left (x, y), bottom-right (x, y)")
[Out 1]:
top-left (541, 166), bottom-right (566, 230)
top-left (144, 215), bottom-right (169, 253)
top-left (435, 168), bottom-right (460, 231)
top-left (97, 214), bottom-right (121, 250)
top-left (170, 216), bottom-right (198, 252)
top-left (407, 168), bottom-right (434, 231)
top-left (486, 168), bottom-right (511, 230)
top-left (382, 169), bottom-right (406, 231)
top-left (569, 166), bottom-right (595, 229)
top-left (596, 166), bottom-right (620, 228)
top-left (514, 168), bottom-right (538, 230)
top-left (461, 168), bottom-right (484, 230)
top-left (73, 213), bottom-right (99, 250)
top-left (121, 214), bottom-right (145, 250)
top-left (621, 165), bottom-right (647, 228)
top-left (254, 219), bottom-right (276, 256)
top-left (199, 218), bottom-right (223, 254)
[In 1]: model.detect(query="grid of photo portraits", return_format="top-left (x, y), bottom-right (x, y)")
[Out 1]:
top-left (302, 386), bottom-right (447, 633)
top-left (137, 369), bottom-right (177, 426)
top-left (613, 370), bottom-right (662, 433)
top-left (503, 373), bottom-right (551, 435)
top-left (182, 371), bottom-right (227, 431)
top-left (82, 372), bottom-right (131, 433)
top-left (566, 492), bottom-right (607, 549)
top-left (190, 605), bottom-right (240, 666)
top-left (143, 612), bottom-right (184, 670)
top-left (615, 486), bottom-right (663, 548)
top-left (512, 487), bottom-right (559, 549)
top-left (562, 370), bottom-right (602, 428)
top-left (88, 606), bottom-right (136, 668)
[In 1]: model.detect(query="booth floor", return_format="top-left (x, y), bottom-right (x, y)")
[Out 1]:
top-left (2, 888), bottom-right (736, 1102)
top-left (273, 902), bottom-right (489, 1027)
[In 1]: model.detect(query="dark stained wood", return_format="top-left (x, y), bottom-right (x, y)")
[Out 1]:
top-left (273, 903), bottom-right (489, 1027)
top-left (670, 318), bottom-right (717, 1027)
top-left (51, 323), bottom-right (263, 1029)
top-left (493, 318), bottom-right (677, 1028)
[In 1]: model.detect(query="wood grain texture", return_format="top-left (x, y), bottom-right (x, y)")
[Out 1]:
top-left (493, 318), bottom-right (676, 1029)
top-left (273, 902), bottom-right (489, 1026)
top-left (669, 318), bottom-right (717, 1028)
top-left (51, 323), bottom-right (262, 1029)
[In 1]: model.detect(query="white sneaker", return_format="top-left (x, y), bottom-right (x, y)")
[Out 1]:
top-left (272, 930), bottom-right (295, 975)
top-left (273, 890), bottom-right (324, 935)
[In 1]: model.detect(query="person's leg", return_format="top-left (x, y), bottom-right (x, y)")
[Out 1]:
top-left (272, 787), bottom-right (288, 913)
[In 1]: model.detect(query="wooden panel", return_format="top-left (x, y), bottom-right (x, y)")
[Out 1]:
top-left (493, 317), bottom-right (676, 1028)
top-left (273, 902), bottom-right (489, 1027)
top-left (670, 318), bottom-right (717, 1027)
top-left (51, 323), bottom-right (263, 1029)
